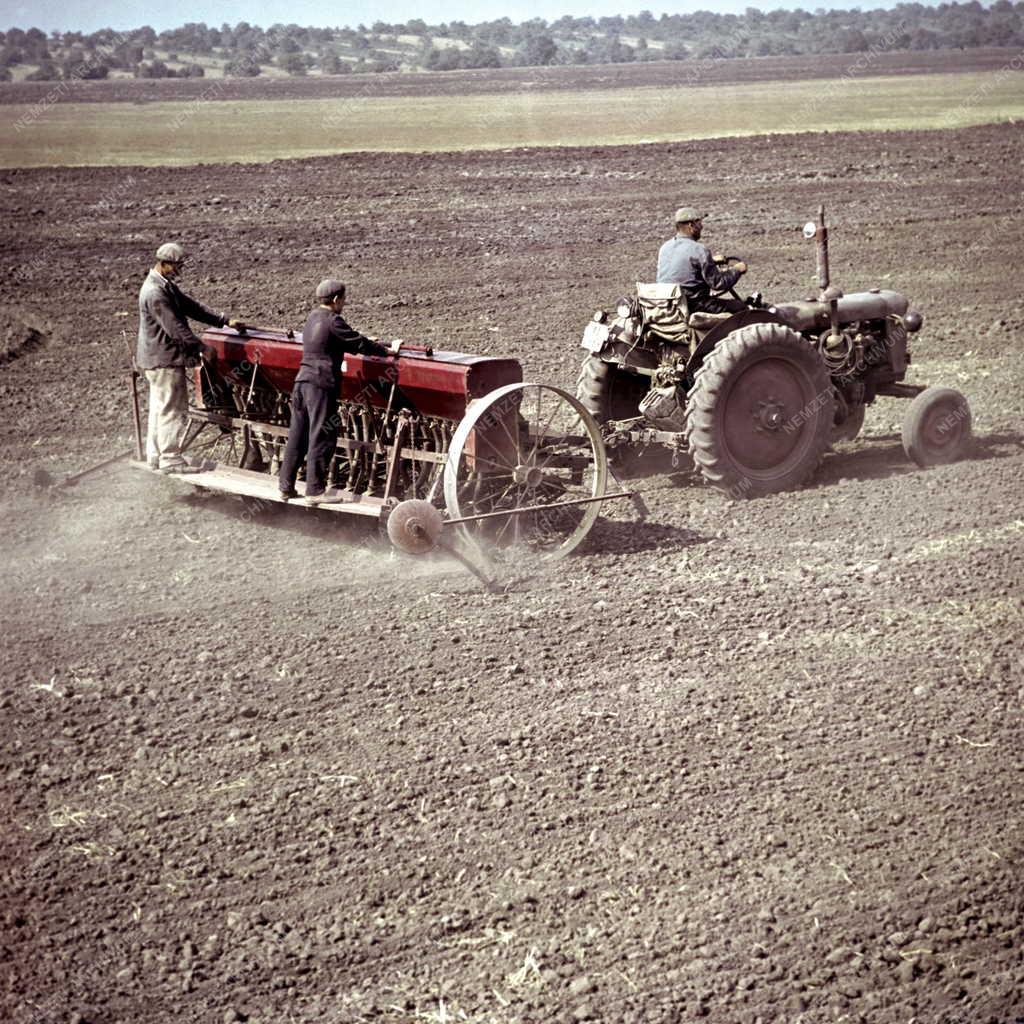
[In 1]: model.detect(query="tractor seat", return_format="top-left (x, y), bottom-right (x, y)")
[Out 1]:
top-left (637, 283), bottom-right (734, 342)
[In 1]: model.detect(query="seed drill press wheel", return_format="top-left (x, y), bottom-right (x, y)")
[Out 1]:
top-left (386, 499), bottom-right (445, 555)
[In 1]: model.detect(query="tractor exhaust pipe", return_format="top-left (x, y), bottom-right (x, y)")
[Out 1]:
top-left (803, 203), bottom-right (832, 290)
top-left (804, 204), bottom-right (842, 341)
top-left (814, 203), bottom-right (829, 289)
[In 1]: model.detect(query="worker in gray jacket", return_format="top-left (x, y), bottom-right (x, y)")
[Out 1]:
top-left (136, 242), bottom-right (244, 472)
top-left (656, 206), bottom-right (748, 315)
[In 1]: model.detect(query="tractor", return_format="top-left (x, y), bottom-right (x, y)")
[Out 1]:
top-left (576, 205), bottom-right (972, 498)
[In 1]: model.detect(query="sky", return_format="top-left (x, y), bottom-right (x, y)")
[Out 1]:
top-left (1, 0), bottom-right (923, 34)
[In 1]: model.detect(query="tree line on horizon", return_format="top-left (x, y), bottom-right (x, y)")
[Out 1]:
top-left (2, 1), bottom-right (1022, 82)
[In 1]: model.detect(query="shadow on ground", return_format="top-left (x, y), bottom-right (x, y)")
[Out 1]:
top-left (617, 430), bottom-right (1023, 494)
top-left (585, 516), bottom-right (709, 555)
top-left (818, 430), bottom-right (1023, 486)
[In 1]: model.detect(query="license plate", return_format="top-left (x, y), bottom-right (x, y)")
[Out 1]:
top-left (581, 321), bottom-right (610, 354)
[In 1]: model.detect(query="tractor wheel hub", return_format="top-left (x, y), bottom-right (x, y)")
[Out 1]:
top-left (756, 398), bottom-right (785, 432)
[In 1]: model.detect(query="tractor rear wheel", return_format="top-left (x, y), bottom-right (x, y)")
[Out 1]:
top-left (684, 322), bottom-right (833, 498)
top-left (575, 356), bottom-right (651, 425)
top-left (902, 386), bottom-right (971, 467)
top-left (576, 356), bottom-right (613, 424)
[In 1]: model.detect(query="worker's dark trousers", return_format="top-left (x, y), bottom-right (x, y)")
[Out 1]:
top-left (279, 382), bottom-right (339, 496)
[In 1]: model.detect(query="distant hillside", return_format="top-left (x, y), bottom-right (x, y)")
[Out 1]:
top-left (2, 2), bottom-right (1022, 82)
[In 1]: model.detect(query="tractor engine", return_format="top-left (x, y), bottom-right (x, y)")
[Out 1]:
top-left (816, 316), bottom-right (906, 378)
top-left (771, 287), bottom-right (922, 403)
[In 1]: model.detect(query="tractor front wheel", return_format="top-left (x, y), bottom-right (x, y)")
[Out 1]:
top-left (684, 322), bottom-right (833, 498)
top-left (901, 386), bottom-right (972, 467)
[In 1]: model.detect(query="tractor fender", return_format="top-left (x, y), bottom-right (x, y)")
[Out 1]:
top-left (685, 309), bottom-right (785, 379)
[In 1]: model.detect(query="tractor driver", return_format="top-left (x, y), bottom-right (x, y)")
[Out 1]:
top-left (656, 206), bottom-right (748, 315)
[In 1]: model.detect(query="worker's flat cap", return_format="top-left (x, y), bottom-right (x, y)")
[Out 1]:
top-left (673, 206), bottom-right (704, 224)
top-left (316, 278), bottom-right (346, 300)
top-left (155, 242), bottom-right (187, 262)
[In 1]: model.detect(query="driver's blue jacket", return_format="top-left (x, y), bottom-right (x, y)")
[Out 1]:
top-left (656, 235), bottom-right (742, 312)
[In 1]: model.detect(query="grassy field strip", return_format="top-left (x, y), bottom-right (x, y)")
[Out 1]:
top-left (3, 70), bottom-right (1022, 167)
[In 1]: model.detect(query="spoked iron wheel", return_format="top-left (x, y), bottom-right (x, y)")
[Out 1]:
top-left (443, 383), bottom-right (608, 559)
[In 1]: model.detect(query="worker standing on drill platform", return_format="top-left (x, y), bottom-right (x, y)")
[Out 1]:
top-left (136, 241), bottom-right (245, 472)
top-left (279, 279), bottom-right (391, 506)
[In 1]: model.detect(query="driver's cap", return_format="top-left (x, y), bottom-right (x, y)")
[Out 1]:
top-left (316, 278), bottom-right (346, 301)
top-left (155, 241), bottom-right (186, 263)
top-left (673, 206), bottom-right (704, 224)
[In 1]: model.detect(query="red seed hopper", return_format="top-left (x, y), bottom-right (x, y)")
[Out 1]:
top-left (196, 325), bottom-right (523, 423)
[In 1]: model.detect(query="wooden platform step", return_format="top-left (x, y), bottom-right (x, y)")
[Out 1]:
top-left (132, 461), bottom-right (389, 518)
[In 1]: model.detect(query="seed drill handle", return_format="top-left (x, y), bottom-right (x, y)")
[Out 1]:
top-left (123, 328), bottom-right (144, 461)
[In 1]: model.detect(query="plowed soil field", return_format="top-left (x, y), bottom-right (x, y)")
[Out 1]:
top-left (1, 122), bottom-right (1023, 1024)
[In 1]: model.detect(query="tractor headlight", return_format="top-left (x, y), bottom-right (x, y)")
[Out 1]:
top-left (616, 301), bottom-right (633, 319)
top-left (592, 310), bottom-right (607, 324)
top-left (904, 310), bottom-right (923, 333)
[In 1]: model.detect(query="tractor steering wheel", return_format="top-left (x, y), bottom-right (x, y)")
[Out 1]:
top-left (711, 254), bottom-right (746, 300)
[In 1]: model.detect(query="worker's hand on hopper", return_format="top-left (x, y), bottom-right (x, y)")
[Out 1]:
top-left (227, 318), bottom-right (246, 332)
top-left (390, 339), bottom-right (404, 354)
